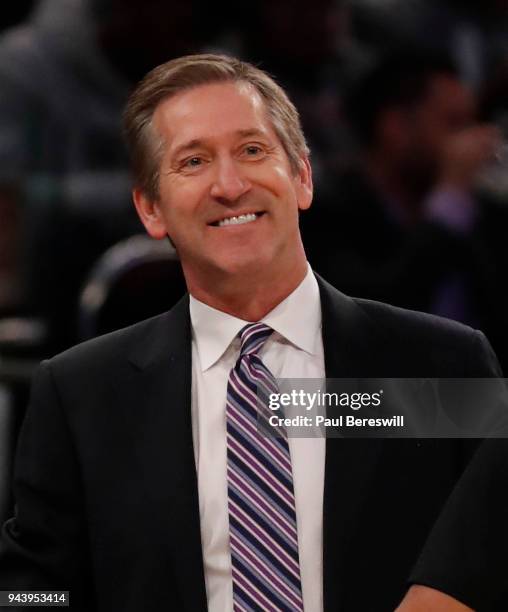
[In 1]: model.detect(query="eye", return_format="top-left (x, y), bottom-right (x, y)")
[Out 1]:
top-left (245, 145), bottom-right (262, 156)
top-left (184, 156), bottom-right (203, 168)
top-left (177, 155), bottom-right (207, 173)
top-left (241, 144), bottom-right (268, 160)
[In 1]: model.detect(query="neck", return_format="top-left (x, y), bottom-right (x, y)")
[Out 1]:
top-left (185, 252), bottom-right (308, 321)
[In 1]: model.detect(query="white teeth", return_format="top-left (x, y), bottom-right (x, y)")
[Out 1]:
top-left (217, 213), bottom-right (258, 227)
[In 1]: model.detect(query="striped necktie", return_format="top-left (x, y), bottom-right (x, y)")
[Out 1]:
top-left (226, 322), bottom-right (304, 611)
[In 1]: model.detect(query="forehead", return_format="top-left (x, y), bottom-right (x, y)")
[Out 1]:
top-left (152, 81), bottom-right (277, 151)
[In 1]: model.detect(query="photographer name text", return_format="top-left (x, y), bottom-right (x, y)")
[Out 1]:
top-left (268, 414), bottom-right (404, 428)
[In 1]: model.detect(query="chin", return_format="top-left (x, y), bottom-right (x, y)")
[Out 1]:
top-left (214, 251), bottom-right (273, 277)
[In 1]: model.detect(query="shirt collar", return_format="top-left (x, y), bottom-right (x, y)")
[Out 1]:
top-left (189, 264), bottom-right (322, 372)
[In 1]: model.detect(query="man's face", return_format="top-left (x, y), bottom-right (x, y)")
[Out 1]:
top-left (134, 81), bottom-right (312, 283)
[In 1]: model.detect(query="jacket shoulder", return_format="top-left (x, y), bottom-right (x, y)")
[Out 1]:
top-left (50, 312), bottom-right (164, 368)
top-left (354, 296), bottom-right (473, 342)
top-left (46, 295), bottom-right (189, 382)
top-left (353, 296), bottom-right (501, 376)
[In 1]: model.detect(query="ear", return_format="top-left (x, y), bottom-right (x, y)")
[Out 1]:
top-left (132, 188), bottom-right (168, 240)
top-left (295, 155), bottom-right (313, 211)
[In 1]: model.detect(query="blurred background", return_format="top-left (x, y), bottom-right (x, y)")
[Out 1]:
top-left (1, 0), bottom-right (508, 439)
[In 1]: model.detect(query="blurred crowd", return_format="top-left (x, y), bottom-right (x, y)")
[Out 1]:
top-left (1, 0), bottom-right (508, 376)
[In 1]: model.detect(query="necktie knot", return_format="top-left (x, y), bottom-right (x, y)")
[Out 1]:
top-left (238, 322), bottom-right (273, 358)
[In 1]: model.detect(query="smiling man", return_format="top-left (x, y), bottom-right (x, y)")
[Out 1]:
top-left (132, 77), bottom-right (312, 321)
top-left (0, 54), bottom-right (504, 611)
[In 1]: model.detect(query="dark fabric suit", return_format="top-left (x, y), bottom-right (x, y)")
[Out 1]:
top-left (0, 276), bottom-right (504, 611)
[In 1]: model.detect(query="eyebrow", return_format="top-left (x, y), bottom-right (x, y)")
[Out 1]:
top-left (171, 128), bottom-right (271, 159)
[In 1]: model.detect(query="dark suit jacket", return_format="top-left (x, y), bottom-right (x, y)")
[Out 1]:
top-left (0, 276), bottom-right (503, 611)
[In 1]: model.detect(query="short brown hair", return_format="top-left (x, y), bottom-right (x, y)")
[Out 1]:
top-left (123, 53), bottom-right (309, 199)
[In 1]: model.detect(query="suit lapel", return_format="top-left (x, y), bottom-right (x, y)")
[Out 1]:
top-left (317, 276), bottom-right (386, 611)
top-left (127, 296), bottom-right (208, 612)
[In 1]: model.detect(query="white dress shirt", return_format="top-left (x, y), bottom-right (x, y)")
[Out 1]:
top-left (189, 265), bottom-right (326, 612)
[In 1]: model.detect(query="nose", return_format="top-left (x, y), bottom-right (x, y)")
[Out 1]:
top-left (210, 157), bottom-right (251, 203)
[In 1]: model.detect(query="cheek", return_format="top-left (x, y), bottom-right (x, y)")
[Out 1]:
top-left (158, 181), bottom-right (207, 221)
top-left (272, 164), bottom-right (293, 182)
top-left (264, 166), bottom-right (299, 200)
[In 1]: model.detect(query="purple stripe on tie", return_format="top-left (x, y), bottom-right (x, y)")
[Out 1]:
top-left (230, 368), bottom-right (276, 420)
top-left (229, 484), bottom-right (297, 557)
top-left (228, 389), bottom-right (286, 445)
top-left (231, 566), bottom-right (280, 612)
top-left (229, 372), bottom-right (262, 415)
top-left (237, 357), bottom-right (279, 401)
top-left (227, 435), bottom-right (294, 505)
top-left (227, 406), bottom-right (292, 476)
top-left (227, 384), bottom-right (257, 421)
top-left (232, 555), bottom-right (299, 612)
top-left (227, 425), bottom-right (293, 493)
top-left (230, 514), bottom-right (302, 592)
top-left (228, 469), bottom-right (297, 539)
top-left (230, 523), bottom-right (300, 594)
top-left (250, 354), bottom-right (279, 385)
top-left (231, 532), bottom-right (304, 608)
top-left (241, 358), bottom-right (279, 394)
top-left (232, 594), bottom-right (252, 612)
top-left (229, 487), bottom-right (299, 566)
top-left (239, 329), bottom-right (271, 358)
top-left (232, 599), bottom-right (249, 612)
top-left (228, 446), bottom-right (297, 522)
top-left (227, 399), bottom-right (290, 466)
top-left (229, 501), bottom-right (301, 575)
top-left (243, 335), bottom-right (267, 356)
top-left (240, 323), bottom-right (271, 347)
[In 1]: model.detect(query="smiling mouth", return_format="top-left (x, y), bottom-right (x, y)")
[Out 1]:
top-left (210, 212), bottom-right (265, 227)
